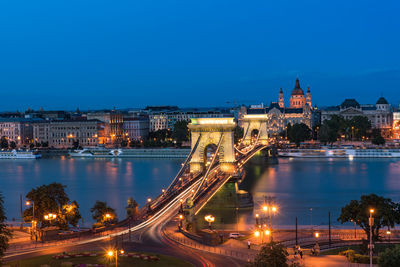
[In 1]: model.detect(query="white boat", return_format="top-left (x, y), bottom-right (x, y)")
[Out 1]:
top-left (69, 148), bottom-right (122, 158)
top-left (0, 150), bottom-right (41, 159)
top-left (278, 148), bottom-right (400, 158)
top-left (69, 148), bottom-right (190, 158)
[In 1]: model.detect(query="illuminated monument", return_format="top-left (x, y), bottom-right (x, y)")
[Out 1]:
top-left (239, 114), bottom-right (269, 145)
top-left (188, 118), bottom-right (236, 174)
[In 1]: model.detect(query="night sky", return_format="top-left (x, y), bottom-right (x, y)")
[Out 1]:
top-left (1, 0), bottom-right (399, 110)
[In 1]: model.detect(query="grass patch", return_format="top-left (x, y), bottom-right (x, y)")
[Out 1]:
top-left (5, 251), bottom-right (192, 267)
top-left (321, 245), bottom-right (361, 255)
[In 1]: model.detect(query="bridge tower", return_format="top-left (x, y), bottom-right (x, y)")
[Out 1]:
top-left (239, 114), bottom-right (269, 145)
top-left (188, 118), bottom-right (236, 174)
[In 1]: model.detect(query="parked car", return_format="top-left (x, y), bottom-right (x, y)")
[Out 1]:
top-left (229, 233), bottom-right (244, 239)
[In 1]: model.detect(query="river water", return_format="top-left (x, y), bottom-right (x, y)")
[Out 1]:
top-left (1, 156), bottom-right (399, 228)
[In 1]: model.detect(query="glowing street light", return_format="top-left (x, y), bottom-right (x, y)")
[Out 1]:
top-left (107, 249), bottom-right (125, 267)
top-left (204, 215), bottom-right (215, 230)
top-left (44, 213), bottom-right (57, 225)
top-left (369, 208), bottom-right (375, 267)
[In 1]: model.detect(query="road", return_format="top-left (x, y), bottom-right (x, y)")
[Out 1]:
top-left (5, 176), bottom-right (246, 266)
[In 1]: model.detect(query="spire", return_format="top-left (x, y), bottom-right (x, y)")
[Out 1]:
top-left (295, 78), bottom-right (300, 89)
top-left (279, 87), bottom-right (283, 93)
top-left (307, 86), bottom-right (310, 93)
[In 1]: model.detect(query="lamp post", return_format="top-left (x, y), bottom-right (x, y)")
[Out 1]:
top-left (107, 249), bottom-right (124, 267)
top-left (44, 213), bottom-right (57, 225)
top-left (178, 214), bottom-right (184, 230)
top-left (369, 209), bottom-right (374, 267)
top-left (351, 219), bottom-right (357, 239)
top-left (204, 215), bottom-right (215, 230)
top-left (25, 201), bottom-right (36, 240)
top-left (262, 204), bottom-right (277, 240)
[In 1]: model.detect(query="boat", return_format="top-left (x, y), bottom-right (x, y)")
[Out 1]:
top-left (0, 150), bottom-right (41, 159)
top-left (69, 147), bottom-right (190, 158)
top-left (278, 148), bottom-right (400, 158)
top-left (69, 148), bottom-right (122, 158)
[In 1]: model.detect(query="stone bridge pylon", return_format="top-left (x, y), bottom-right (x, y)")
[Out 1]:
top-left (239, 114), bottom-right (269, 145)
top-left (188, 118), bottom-right (236, 174)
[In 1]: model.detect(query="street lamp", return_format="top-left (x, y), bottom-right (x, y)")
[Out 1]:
top-left (369, 209), bottom-right (375, 267)
top-left (44, 213), bottom-right (57, 225)
top-left (204, 215), bottom-right (215, 230)
top-left (25, 201), bottom-right (36, 240)
top-left (386, 230), bottom-right (391, 243)
top-left (107, 249), bottom-right (125, 267)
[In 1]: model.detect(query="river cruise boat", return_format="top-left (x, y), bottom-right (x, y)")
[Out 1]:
top-left (0, 150), bottom-right (41, 159)
top-left (69, 148), bottom-right (190, 158)
top-left (69, 148), bottom-right (122, 158)
top-left (278, 148), bottom-right (400, 158)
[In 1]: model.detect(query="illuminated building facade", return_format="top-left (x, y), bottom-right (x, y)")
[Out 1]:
top-left (242, 78), bottom-right (314, 137)
top-left (0, 118), bottom-right (34, 145)
top-left (393, 111), bottom-right (400, 140)
top-left (32, 119), bottom-right (100, 148)
top-left (321, 97), bottom-right (393, 137)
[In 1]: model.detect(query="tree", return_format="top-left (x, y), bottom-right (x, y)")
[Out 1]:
top-left (371, 129), bottom-right (385, 146)
top-left (120, 140), bottom-right (128, 147)
top-left (234, 125), bottom-right (244, 144)
top-left (349, 116), bottom-right (371, 140)
top-left (338, 194), bottom-right (400, 243)
top-left (172, 120), bottom-right (189, 143)
top-left (288, 123), bottom-right (312, 146)
top-left (318, 124), bottom-right (330, 145)
top-left (0, 192), bottom-right (11, 260)
top-left (90, 201), bottom-right (118, 227)
top-left (23, 183), bottom-right (81, 229)
top-left (72, 140), bottom-right (80, 149)
top-left (9, 141), bottom-right (16, 149)
top-left (125, 197), bottom-right (139, 218)
top-left (0, 137), bottom-right (8, 149)
top-left (378, 245), bottom-right (400, 267)
top-left (249, 241), bottom-right (289, 267)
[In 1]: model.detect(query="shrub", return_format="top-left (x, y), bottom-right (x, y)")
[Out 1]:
top-left (379, 245), bottom-right (400, 267)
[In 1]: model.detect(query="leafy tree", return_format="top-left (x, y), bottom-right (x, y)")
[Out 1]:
top-left (0, 192), bottom-right (11, 260)
top-left (286, 123), bottom-right (292, 141)
top-left (0, 137), bottom-right (8, 149)
top-left (90, 201), bottom-right (118, 227)
top-left (378, 245), bottom-right (400, 267)
top-left (41, 141), bottom-right (49, 148)
top-left (172, 120), bottom-right (189, 143)
top-left (288, 123), bottom-right (312, 146)
top-left (120, 140), bottom-right (128, 147)
top-left (249, 241), bottom-right (289, 267)
top-left (72, 140), bottom-right (80, 149)
top-left (29, 143), bottom-right (35, 150)
top-left (349, 116), bottom-right (371, 140)
top-left (125, 197), bottom-right (139, 218)
top-left (23, 183), bottom-right (81, 229)
top-left (338, 194), bottom-right (400, 243)
top-left (318, 124), bottom-right (330, 145)
top-left (234, 125), bottom-right (244, 144)
top-left (9, 141), bottom-right (16, 149)
top-left (371, 129), bottom-right (385, 146)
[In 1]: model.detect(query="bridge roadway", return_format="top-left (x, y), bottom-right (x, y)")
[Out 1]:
top-left (5, 143), bottom-right (267, 266)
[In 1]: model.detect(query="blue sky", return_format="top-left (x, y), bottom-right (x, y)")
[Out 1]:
top-left (0, 0), bottom-right (399, 110)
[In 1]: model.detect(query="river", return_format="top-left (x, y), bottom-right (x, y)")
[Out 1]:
top-left (1, 156), bottom-right (399, 228)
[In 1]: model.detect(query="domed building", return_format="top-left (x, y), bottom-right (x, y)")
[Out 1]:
top-left (242, 78), bottom-right (315, 137)
top-left (321, 96), bottom-right (393, 137)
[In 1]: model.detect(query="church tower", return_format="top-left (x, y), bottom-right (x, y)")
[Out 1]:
top-left (278, 88), bottom-right (284, 108)
top-left (289, 78), bottom-right (306, 108)
top-left (306, 86), bottom-right (312, 107)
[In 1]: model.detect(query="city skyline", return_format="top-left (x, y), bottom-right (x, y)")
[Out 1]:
top-left (1, 1), bottom-right (399, 110)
